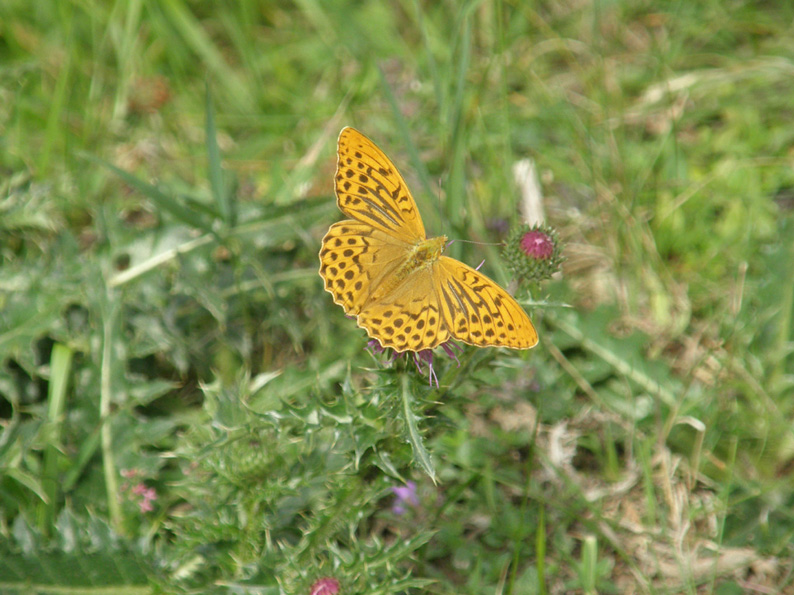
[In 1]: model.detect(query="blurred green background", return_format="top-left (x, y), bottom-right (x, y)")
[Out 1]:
top-left (2, 1), bottom-right (794, 593)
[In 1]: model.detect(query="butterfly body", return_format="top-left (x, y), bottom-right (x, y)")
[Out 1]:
top-left (319, 127), bottom-right (538, 353)
top-left (400, 235), bottom-right (448, 277)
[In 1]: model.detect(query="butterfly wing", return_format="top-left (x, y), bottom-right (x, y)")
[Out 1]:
top-left (335, 127), bottom-right (426, 243)
top-left (319, 220), bottom-right (414, 316)
top-left (434, 256), bottom-right (538, 349)
top-left (356, 256), bottom-right (537, 352)
top-left (356, 267), bottom-right (452, 352)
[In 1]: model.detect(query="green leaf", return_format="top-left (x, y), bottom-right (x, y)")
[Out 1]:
top-left (400, 375), bottom-right (436, 481)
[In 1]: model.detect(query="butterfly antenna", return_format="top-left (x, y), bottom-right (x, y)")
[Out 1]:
top-left (448, 239), bottom-right (503, 247)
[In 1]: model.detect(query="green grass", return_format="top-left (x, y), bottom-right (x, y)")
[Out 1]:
top-left (2, 1), bottom-right (794, 593)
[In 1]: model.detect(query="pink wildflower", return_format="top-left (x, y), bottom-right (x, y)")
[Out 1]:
top-left (310, 577), bottom-right (340, 595)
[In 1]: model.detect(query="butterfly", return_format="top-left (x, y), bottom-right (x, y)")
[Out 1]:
top-left (319, 127), bottom-right (538, 353)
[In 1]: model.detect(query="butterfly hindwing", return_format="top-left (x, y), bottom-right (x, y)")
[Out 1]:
top-left (335, 127), bottom-right (426, 243)
top-left (434, 257), bottom-right (538, 349)
top-left (356, 268), bottom-right (451, 352)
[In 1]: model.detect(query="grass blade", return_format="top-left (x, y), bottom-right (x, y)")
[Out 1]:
top-left (37, 343), bottom-right (73, 535)
top-left (83, 154), bottom-right (215, 233)
top-left (205, 84), bottom-right (233, 226)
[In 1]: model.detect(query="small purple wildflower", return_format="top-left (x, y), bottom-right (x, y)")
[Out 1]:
top-left (391, 481), bottom-right (420, 515)
top-left (309, 577), bottom-right (340, 595)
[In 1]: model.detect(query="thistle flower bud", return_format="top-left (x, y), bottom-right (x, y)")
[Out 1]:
top-left (502, 224), bottom-right (563, 283)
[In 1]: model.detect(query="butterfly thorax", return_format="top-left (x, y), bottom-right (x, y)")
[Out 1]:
top-left (376, 235), bottom-right (447, 297)
top-left (406, 235), bottom-right (448, 272)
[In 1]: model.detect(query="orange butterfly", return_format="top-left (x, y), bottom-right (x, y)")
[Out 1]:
top-left (319, 127), bottom-right (538, 353)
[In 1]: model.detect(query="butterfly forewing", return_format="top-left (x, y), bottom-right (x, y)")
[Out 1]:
top-left (319, 220), bottom-right (412, 315)
top-left (335, 127), bottom-right (426, 242)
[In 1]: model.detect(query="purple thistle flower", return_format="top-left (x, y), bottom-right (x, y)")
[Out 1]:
top-left (366, 339), bottom-right (393, 358)
top-left (411, 349), bottom-right (438, 387)
top-left (367, 340), bottom-right (461, 388)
